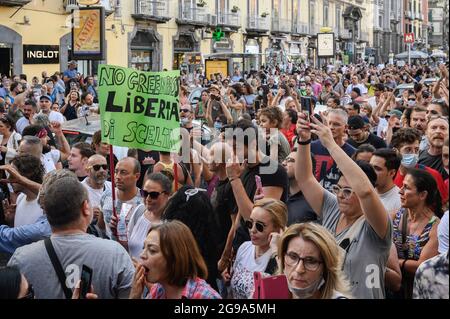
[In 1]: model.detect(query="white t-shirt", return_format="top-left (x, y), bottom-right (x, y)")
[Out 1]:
top-left (14, 193), bottom-right (43, 227)
top-left (41, 149), bottom-right (60, 173)
top-left (128, 214), bottom-right (152, 259)
top-left (15, 117), bottom-right (31, 135)
top-left (379, 185), bottom-right (402, 214)
top-left (231, 241), bottom-right (273, 299)
top-left (438, 211), bottom-right (449, 254)
top-left (48, 111), bottom-right (65, 124)
top-left (81, 178), bottom-right (112, 209)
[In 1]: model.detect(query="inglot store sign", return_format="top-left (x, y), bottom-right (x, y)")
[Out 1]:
top-left (23, 45), bottom-right (60, 64)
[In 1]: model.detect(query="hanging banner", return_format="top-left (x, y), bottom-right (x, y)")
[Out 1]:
top-left (98, 65), bottom-right (181, 152)
top-left (72, 7), bottom-right (105, 60)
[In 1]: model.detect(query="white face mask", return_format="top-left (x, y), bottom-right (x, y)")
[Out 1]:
top-left (285, 269), bottom-right (325, 299)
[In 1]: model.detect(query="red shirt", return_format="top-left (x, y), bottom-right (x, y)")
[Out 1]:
top-left (394, 165), bottom-right (448, 204)
top-left (281, 123), bottom-right (297, 149)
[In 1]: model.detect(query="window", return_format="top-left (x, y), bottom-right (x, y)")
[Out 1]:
top-left (292, 0), bottom-right (300, 24)
top-left (391, 0), bottom-right (395, 11)
top-left (336, 8), bottom-right (341, 32)
top-left (248, 0), bottom-right (258, 17)
top-left (379, 15), bottom-right (383, 28)
top-left (324, 5), bottom-right (329, 26)
top-left (310, 1), bottom-right (315, 26)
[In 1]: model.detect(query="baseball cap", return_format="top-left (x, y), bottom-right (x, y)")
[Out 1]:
top-left (324, 80), bottom-right (332, 86)
top-left (347, 115), bottom-right (365, 130)
top-left (39, 95), bottom-right (52, 102)
top-left (68, 60), bottom-right (78, 65)
top-left (207, 84), bottom-right (220, 93)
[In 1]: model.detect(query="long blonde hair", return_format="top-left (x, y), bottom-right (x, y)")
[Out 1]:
top-left (278, 223), bottom-right (352, 299)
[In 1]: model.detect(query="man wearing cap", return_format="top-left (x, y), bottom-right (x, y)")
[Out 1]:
top-left (63, 60), bottom-right (78, 84)
top-left (206, 84), bottom-right (225, 123)
top-left (38, 95), bottom-right (64, 124)
top-left (347, 115), bottom-right (387, 149)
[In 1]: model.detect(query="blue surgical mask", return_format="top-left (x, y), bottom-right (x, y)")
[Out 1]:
top-left (407, 100), bottom-right (416, 107)
top-left (401, 153), bottom-right (419, 168)
top-left (180, 117), bottom-right (190, 126)
top-left (214, 121), bottom-right (222, 131)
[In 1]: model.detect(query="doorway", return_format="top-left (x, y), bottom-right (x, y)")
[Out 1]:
top-left (0, 47), bottom-right (12, 78)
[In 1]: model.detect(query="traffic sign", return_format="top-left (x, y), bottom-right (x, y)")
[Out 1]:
top-left (404, 33), bottom-right (415, 43)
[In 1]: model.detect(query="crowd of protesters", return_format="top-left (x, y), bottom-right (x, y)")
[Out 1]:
top-left (0, 58), bottom-right (448, 299)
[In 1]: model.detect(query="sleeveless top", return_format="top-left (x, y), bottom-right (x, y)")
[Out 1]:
top-left (393, 208), bottom-right (438, 260)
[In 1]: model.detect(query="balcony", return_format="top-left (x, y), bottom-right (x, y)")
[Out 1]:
top-left (292, 22), bottom-right (309, 35)
top-left (246, 16), bottom-right (270, 33)
top-left (405, 10), bottom-right (412, 19)
top-left (217, 11), bottom-right (241, 29)
top-left (339, 29), bottom-right (352, 39)
top-left (271, 18), bottom-right (292, 34)
top-left (132, 1), bottom-right (171, 22)
top-left (360, 32), bottom-right (369, 42)
top-left (411, 12), bottom-right (416, 19)
top-left (417, 13), bottom-right (424, 21)
top-left (0, 0), bottom-right (32, 5)
top-left (309, 24), bottom-right (321, 36)
top-left (132, 0), bottom-right (171, 23)
top-left (177, 4), bottom-right (209, 26)
top-left (64, 0), bottom-right (115, 16)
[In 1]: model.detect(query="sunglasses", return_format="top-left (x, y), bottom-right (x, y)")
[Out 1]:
top-left (180, 109), bottom-right (191, 113)
top-left (284, 157), bottom-right (295, 163)
top-left (90, 164), bottom-right (108, 171)
top-left (245, 220), bottom-right (266, 233)
top-left (140, 190), bottom-right (165, 200)
top-left (19, 284), bottom-right (34, 299)
top-left (331, 185), bottom-right (354, 199)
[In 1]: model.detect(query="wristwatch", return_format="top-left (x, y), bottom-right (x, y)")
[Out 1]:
top-left (297, 139), bottom-right (311, 145)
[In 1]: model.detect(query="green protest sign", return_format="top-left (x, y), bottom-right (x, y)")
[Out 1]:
top-left (98, 65), bottom-right (180, 152)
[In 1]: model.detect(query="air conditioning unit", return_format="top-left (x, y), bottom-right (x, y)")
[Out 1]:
top-left (207, 14), bottom-right (217, 26)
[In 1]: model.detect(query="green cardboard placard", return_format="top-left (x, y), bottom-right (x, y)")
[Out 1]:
top-left (98, 65), bottom-right (181, 152)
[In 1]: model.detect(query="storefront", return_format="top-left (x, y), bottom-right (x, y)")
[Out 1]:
top-left (266, 37), bottom-right (289, 71)
top-left (0, 25), bottom-right (22, 77)
top-left (128, 27), bottom-right (162, 71)
top-left (173, 33), bottom-right (200, 72)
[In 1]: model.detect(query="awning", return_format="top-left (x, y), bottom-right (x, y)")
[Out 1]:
top-left (204, 53), bottom-right (264, 59)
top-left (395, 50), bottom-right (429, 59)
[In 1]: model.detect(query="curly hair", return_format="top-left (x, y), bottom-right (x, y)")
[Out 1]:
top-left (390, 127), bottom-right (422, 150)
top-left (259, 107), bottom-right (284, 129)
top-left (11, 154), bottom-right (45, 184)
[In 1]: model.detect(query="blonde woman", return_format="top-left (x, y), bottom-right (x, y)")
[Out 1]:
top-left (278, 223), bottom-right (352, 299)
top-left (222, 198), bottom-right (288, 299)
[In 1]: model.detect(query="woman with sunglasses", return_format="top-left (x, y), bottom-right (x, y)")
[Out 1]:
top-left (222, 198), bottom-right (287, 299)
top-left (296, 113), bottom-right (392, 299)
top-left (0, 266), bottom-right (34, 299)
top-left (278, 223), bottom-right (351, 299)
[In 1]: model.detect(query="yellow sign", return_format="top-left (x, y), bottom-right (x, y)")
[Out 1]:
top-left (73, 7), bottom-right (103, 58)
top-left (205, 59), bottom-right (229, 79)
top-left (78, 0), bottom-right (100, 5)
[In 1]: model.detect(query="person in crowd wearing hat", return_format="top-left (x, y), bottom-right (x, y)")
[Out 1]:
top-left (38, 95), bottom-right (64, 124)
top-left (347, 115), bottom-right (387, 149)
top-left (63, 60), bottom-right (78, 84)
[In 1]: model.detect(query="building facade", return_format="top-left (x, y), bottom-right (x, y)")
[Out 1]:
top-left (402, 0), bottom-right (429, 52)
top-left (428, 0), bottom-right (449, 52)
top-left (1, 0), bottom-right (381, 79)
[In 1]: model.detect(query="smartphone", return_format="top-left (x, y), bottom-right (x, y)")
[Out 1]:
top-left (253, 273), bottom-right (290, 299)
top-left (300, 96), bottom-right (312, 121)
top-left (79, 265), bottom-right (93, 299)
top-left (255, 175), bottom-right (263, 192)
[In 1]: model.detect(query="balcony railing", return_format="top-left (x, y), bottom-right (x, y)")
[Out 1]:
top-left (217, 12), bottom-right (241, 28)
top-left (178, 4), bottom-right (209, 25)
top-left (405, 10), bottom-right (412, 19)
top-left (246, 16), bottom-right (270, 32)
top-left (132, 0), bottom-right (170, 22)
top-left (0, 0), bottom-right (32, 5)
top-left (271, 18), bottom-right (292, 33)
top-left (360, 32), bottom-right (369, 42)
top-left (292, 22), bottom-right (309, 35)
top-left (339, 29), bottom-right (352, 39)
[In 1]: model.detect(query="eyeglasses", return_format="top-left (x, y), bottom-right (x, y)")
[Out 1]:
top-left (245, 220), bottom-right (266, 233)
top-left (140, 190), bottom-right (165, 200)
top-left (19, 284), bottom-right (34, 299)
top-left (331, 185), bottom-right (354, 199)
top-left (180, 109), bottom-right (191, 113)
top-left (36, 128), bottom-right (48, 139)
top-left (284, 252), bottom-right (323, 271)
top-left (90, 164), bottom-right (108, 171)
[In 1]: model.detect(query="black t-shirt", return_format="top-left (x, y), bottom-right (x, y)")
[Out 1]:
top-left (419, 150), bottom-right (449, 180)
top-left (286, 191), bottom-right (318, 226)
top-left (347, 133), bottom-right (387, 149)
top-left (210, 178), bottom-right (237, 252)
top-left (232, 157), bottom-right (289, 252)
